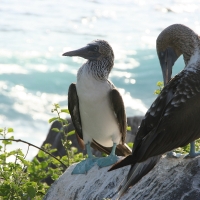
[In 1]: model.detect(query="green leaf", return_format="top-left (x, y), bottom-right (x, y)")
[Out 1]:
top-left (49, 148), bottom-right (57, 153)
top-left (43, 143), bottom-right (51, 149)
top-left (48, 117), bottom-right (58, 123)
top-left (53, 103), bottom-right (60, 109)
top-left (67, 140), bottom-right (72, 145)
top-left (27, 185), bottom-right (36, 198)
top-left (127, 142), bottom-right (133, 149)
top-left (61, 155), bottom-right (69, 162)
top-left (61, 109), bottom-right (70, 114)
top-left (101, 152), bottom-right (108, 157)
top-left (7, 128), bottom-right (14, 133)
top-left (0, 128), bottom-right (4, 132)
top-left (51, 173), bottom-right (59, 180)
top-left (71, 147), bottom-right (78, 153)
top-left (156, 81), bottom-right (163, 87)
top-left (38, 150), bottom-right (46, 158)
top-left (41, 161), bottom-right (48, 168)
top-left (17, 156), bottom-right (30, 166)
top-left (57, 118), bottom-right (67, 123)
top-left (3, 166), bottom-right (10, 171)
top-left (7, 149), bottom-right (22, 157)
top-left (51, 128), bottom-right (60, 133)
top-left (67, 130), bottom-right (75, 137)
top-left (8, 136), bottom-right (14, 140)
top-left (126, 126), bottom-right (131, 131)
top-left (2, 140), bottom-right (12, 145)
top-left (51, 158), bottom-right (61, 166)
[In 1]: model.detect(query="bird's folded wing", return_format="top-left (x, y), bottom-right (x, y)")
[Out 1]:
top-left (109, 88), bottom-right (127, 144)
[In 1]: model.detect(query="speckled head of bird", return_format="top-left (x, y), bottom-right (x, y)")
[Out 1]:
top-left (156, 24), bottom-right (199, 85)
top-left (62, 39), bottom-right (114, 62)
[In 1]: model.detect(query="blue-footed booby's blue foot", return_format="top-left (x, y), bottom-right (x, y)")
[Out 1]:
top-left (97, 142), bottom-right (118, 168)
top-left (72, 157), bottom-right (98, 174)
top-left (72, 142), bottom-right (98, 174)
top-left (97, 154), bottom-right (118, 168)
top-left (185, 141), bottom-right (200, 158)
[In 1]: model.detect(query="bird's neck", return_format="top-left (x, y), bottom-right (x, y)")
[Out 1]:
top-left (85, 57), bottom-right (114, 80)
top-left (181, 35), bottom-right (200, 66)
top-left (183, 49), bottom-right (200, 68)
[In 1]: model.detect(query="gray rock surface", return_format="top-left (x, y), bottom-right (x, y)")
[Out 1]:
top-left (43, 156), bottom-right (200, 200)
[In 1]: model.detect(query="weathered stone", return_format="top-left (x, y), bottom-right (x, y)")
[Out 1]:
top-left (43, 156), bottom-right (200, 200)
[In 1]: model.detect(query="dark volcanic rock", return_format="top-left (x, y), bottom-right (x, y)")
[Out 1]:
top-left (127, 116), bottom-right (144, 142)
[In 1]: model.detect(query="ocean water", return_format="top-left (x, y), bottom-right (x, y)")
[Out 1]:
top-left (0, 0), bottom-right (200, 159)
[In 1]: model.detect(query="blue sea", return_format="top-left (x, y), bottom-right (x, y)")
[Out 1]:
top-left (1, 0), bottom-right (200, 159)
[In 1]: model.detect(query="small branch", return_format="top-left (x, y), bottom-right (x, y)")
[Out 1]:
top-left (24, 144), bottom-right (30, 160)
top-left (0, 139), bottom-right (67, 168)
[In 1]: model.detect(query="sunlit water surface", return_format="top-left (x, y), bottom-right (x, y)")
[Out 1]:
top-left (0, 0), bottom-right (200, 159)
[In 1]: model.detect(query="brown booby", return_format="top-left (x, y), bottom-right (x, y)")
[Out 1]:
top-left (108, 24), bottom-right (200, 198)
top-left (63, 40), bottom-right (131, 174)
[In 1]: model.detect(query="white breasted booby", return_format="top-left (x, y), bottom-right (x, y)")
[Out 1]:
top-left (63, 40), bottom-right (131, 174)
top-left (108, 24), bottom-right (200, 198)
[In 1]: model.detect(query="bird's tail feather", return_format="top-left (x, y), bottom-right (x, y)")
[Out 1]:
top-left (117, 155), bottom-right (161, 198)
top-left (108, 154), bottom-right (136, 171)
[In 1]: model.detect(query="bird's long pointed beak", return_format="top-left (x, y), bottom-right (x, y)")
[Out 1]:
top-left (62, 46), bottom-right (89, 57)
top-left (159, 47), bottom-right (178, 86)
top-left (62, 45), bottom-right (101, 60)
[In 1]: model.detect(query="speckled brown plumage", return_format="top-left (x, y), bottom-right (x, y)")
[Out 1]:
top-left (86, 40), bottom-right (114, 80)
top-left (109, 24), bottom-right (200, 198)
top-left (156, 24), bottom-right (200, 65)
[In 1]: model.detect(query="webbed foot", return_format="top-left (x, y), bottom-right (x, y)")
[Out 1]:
top-left (72, 157), bottom-right (98, 174)
top-left (185, 152), bottom-right (200, 158)
top-left (184, 141), bottom-right (200, 158)
top-left (97, 154), bottom-right (118, 168)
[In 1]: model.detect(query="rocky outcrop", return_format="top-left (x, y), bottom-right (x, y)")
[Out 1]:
top-left (43, 156), bottom-right (200, 200)
top-left (126, 116), bottom-right (143, 142)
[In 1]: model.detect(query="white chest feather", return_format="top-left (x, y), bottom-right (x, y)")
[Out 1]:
top-left (76, 65), bottom-right (120, 147)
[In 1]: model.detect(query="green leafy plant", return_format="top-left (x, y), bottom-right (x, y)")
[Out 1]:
top-left (154, 81), bottom-right (164, 95)
top-left (49, 103), bottom-right (86, 166)
top-left (127, 142), bottom-right (133, 149)
top-left (0, 128), bottom-right (49, 199)
top-left (0, 103), bottom-right (86, 199)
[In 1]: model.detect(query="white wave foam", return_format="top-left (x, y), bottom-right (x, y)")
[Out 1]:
top-left (0, 64), bottom-right (28, 74)
top-left (119, 88), bottom-right (148, 115)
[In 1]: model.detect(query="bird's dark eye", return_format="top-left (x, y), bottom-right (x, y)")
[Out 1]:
top-left (94, 46), bottom-right (98, 51)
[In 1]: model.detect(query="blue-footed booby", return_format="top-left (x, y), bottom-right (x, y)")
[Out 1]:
top-left (63, 40), bottom-right (131, 174)
top-left (108, 24), bottom-right (200, 198)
